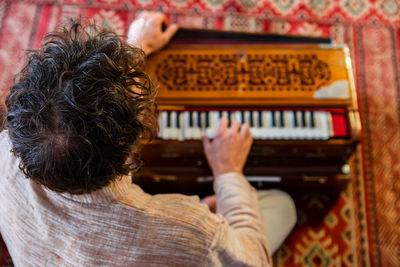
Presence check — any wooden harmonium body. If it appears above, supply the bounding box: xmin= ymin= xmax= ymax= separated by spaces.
xmin=133 ymin=29 xmax=361 ymax=197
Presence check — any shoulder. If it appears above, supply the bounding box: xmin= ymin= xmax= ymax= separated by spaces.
xmin=0 ymin=130 xmax=11 ymax=148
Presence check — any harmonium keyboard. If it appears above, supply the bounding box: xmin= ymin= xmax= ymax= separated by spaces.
xmin=133 ymin=28 xmax=362 ymax=197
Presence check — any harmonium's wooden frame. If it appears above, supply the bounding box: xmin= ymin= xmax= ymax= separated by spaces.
xmin=133 ymin=28 xmax=362 ymax=197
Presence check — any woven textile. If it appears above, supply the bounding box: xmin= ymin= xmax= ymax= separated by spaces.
xmin=0 ymin=0 xmax=399 ymax=266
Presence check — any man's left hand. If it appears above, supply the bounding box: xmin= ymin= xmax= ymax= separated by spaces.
xmin=127 ymin=11 xmax=178 ymax=55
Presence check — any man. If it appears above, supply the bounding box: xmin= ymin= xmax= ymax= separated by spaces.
xmin=0 ymin=12 xmax=296 ymax=266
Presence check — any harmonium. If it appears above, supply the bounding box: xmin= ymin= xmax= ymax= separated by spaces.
xmin=133 ymin=28 xmax=362 ymax=197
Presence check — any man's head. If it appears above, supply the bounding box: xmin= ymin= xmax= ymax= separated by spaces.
xmin=5 ymin=20 xmax=156 ymax=194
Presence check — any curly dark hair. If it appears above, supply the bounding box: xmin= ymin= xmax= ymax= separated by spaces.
xmin=4 ymin=19 xmax=156 ymax=194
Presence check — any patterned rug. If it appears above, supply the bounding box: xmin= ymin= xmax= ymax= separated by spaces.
xmin=1 ymin=0 xmax=399 ymax=266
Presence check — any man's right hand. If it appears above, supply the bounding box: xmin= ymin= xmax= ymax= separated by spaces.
xmin=202 ymin=117 xmax=253 ymax=178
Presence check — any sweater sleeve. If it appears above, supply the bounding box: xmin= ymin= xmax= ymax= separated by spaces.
xmin=207 ymin=172 xmax=272 ymax=267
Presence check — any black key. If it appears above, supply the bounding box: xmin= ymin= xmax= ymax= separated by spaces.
xmin=205 ymin=112 xmax=209 ymax=128
xmin=241 ymin=112 xmax=244 ymax=124
xmin=310 ymin=112 xmax=315 ymax=128
xmin=227 ymin=111 xmax=231 ymax=127
xmin=176 ymin=112 xmax=180 ymax=128
xmin=200 ymin=112 xmax=206 ymax=129
xmin=279 ymin=111 xmax=284 ymax=127
xmin=197 ymin=112 xmax=201 ymax=127
xmin=293 ymin=111 xmax=298 ymax=127
xmin=249 ymin=111 xmax=254 ymax=126
xmin=271 ymin=111 xmax=276 ymax=127
xmin=218 ymin=111 xmax=222 ymax=119
xmin=258 ymin=111 xmax=263 ymax=127
xmin=301 ymin=112 xmax=306 ymax=127
xmin=189 ymin=112 xmax=193 ymax=127
xmin=167 ymin=112 xmax=171 ymax=127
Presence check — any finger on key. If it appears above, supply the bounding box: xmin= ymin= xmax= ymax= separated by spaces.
xmin=229 ymin=121 xmax=241 ymax=135
xmin=216 ymin=117 xmax=228 ymax=137
xmin=240 ymin=123 xmax=251 ymax=138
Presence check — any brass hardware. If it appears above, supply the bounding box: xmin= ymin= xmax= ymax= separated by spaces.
xmin=341 ymin=164 xmax=350 ymax=174
xmin=302 ymin=176 xmax=328 ymax=184
xmin=152 ymin=174 xmax=177 ymax=182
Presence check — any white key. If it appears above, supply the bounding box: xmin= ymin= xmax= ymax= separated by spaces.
xmin=244 ymin=111 xmax=251 ymax=125
xmin=164 ymin=111 xmax=179 ymax=139
xmin=175 ymin=111 xmax=186 ymax=140
xmin=158 ymin=112 xmax=167 ymax=139
xmin=270 ymin=111 xmax=282 ymax=139
xmin=253 ymin=111 xmax=260 ymax=127
xmin=222 ymin=111 xmax=229 ymax=120
xmin=327 ymin=112 xmax=334 ymax=138
xmin=295 ymin=111 xmax=305 ymax=139
xmin=250 ymin=111 xmax=262 ymax=139
xmin=290 ymin=111 xmax=303 ymax=139
xmin=313 ymin=111 xmax=322 ymax=139
xmin=268 ymin=111 xmax=280 ymax=139
xmin=200 ymin=112 xmax=207 ymax=136
xmin=206 ymin=111 xmax=219 ymax=138
xmin=220 ymin=111 xmax=230 ymax=129
xmin=260 ymin=111 xmax=272 ymax=139
xmin=182 ymin=111 xmax=190 ymax=140
xmin=304 ymin=111 xmax=313 ymax=139
xmin=161 ymin=111 xmax=171 ymax=139
xmin=185 ymin=112 xmax=194 ymax=140
xmin=315 ymin=111 xmax=331 ymax=140
xmin=167 ymin=111 xmax=175 ymax=139
xmin=188 ymin=111 xmax=201 ymax=140
xmin=178 ymin=112 xmax=186 ymax=141
xmin=282 ymin=111 xmax=294 ymax=139
xmin=275 ymin=111 xmax=282 ymax=127
xmin=234 ymin=111 xmax=242 ymax=123
xmin=229 ymin=112 xmax=235 ymax=125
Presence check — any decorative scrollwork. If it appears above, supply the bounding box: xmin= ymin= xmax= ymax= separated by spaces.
xmin=155 ymin=53 xmax=331 ymax=92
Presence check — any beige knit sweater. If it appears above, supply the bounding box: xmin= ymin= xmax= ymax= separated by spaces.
xmin=0 ymin=130 xmax=271 ymax=266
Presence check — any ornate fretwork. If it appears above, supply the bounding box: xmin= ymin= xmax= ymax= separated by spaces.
xmin=155 ymin=53 xmax=331 ymax=92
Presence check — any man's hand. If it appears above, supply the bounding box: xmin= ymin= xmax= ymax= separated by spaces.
xmin=202 ymin=117 xmax=253 ymax=178
xmin=201 ymin=195 xmax=216 ymax=213
xmin=127 ymin=11 xmax=178 ymax=55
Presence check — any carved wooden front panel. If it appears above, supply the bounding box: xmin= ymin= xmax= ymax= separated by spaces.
xmin=146 ymin=45 xmax=354 ymax=103
xmin=155 ymin=53 xmax=331 ymax=92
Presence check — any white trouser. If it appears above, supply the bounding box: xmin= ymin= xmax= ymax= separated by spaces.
xmin=257 ymin=190 xmax=297 ymax=254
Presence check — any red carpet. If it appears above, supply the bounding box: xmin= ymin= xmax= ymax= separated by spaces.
xmin=1 ymin=0 xmax=399 ymax=266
